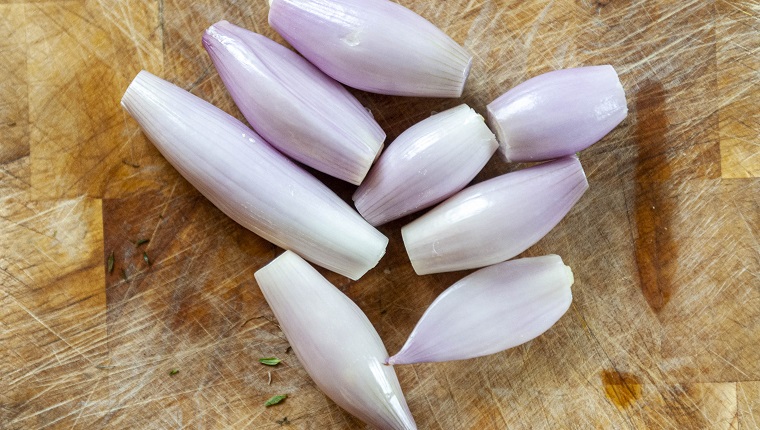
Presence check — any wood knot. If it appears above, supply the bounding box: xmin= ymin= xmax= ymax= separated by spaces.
xmin=601 ymin=370 xmax=642 ymax=409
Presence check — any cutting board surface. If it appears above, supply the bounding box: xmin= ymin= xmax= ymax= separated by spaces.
xmin=1 ymin=0 xmax=758 ymax=428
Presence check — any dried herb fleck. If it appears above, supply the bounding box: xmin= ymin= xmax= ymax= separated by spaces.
xmin=276 ymin=416 xmax=290 ymax=425
xmin=259 ymin=357 xmax=282 ymax=366
xmin=265 ymin=394 xmax=287 ymax=407
xmin=121 ymin=269 xmax=129 ymax=282
xmin=169 ymin=368 xmax=179 ymax=376
xmin=107 ymin=251 xmax=115 ymax=274
xmin=143 ymin=251 xmax=151 ymax=266
xmin=135 ymin=238 xmax=150 ymax=246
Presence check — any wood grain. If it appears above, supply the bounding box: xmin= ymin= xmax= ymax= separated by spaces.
xmin=738 ymin=381 xmax=760 ymax=428
xmin=718 ymin=0 xmax=760 ymax=178
xmin=1 ymin=0 xmax=758 ymax=428
xmin=0 ymin=4 xmax=28 ymax=166
xmin=26 ymin=0 xmax=170 ymax=200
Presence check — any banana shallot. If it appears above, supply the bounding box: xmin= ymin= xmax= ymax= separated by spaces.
xmin=255 ymin=251 xmax=416 ymax=430
xmin=402 ymin=156 xmax=588 ymax=275
xmin=121 ymin=71 xmax=387 ymax=280
xmin=268 ymin=0 xmax=472 ymax=97
xmin=487 ymin=65 xmax=627 ymax=162
xmin=388 ymin=255 xmax=574 ymax=365
xmin=203 ymin=21 xmax=385 ymax=185
xmin=353 ymin=104 xmax=497 ymax=226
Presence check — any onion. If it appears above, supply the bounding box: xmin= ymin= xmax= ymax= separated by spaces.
xmin=402 ymin=156 xmax=588 ymax=275
xmin=121 ymin=71 xmax=387 ymax=280
xmin=203 ymin=21 xmax=385 ymax=185
xmin=255 ymin=251 xmax=417 ymax=430
xmin=353 ymin=104 xmax=498 ymax=226
xmin=268 ymin=0 xmax=472 ymax=97
xmin=389 ymin=255 xmax=574 ymax=364
xmin=486 ymin=65 xmax=628 ymax=162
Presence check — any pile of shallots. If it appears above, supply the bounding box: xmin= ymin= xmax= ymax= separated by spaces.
xmin=121 ymin=0 xmax=627 ymax=428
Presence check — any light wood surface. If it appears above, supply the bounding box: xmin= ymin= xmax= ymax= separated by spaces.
xmin=1 ymin=0 xmax=758 ymax=428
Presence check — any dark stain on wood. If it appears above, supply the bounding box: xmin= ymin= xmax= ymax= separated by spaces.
xmin=633 ymin=81 xmax=677 ymax=313
xmin=601 ymin=370 xmax=642 ymax=409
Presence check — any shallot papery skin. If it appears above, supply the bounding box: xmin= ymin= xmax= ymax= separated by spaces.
xmin=203 ymin=21 xmax=385 ymax=185
xmin=121 ymin=71 xmax=387 ymax=280
xmin=388 ymin=255 xmax=574 ymax=364
xmin=268 ymin=0 xmax=472 ymax=97
xmin=255 ymin=251 xmax=417 ymax=430
xmin=353 ymin=104 xmax=497 ymax=226
xmin=486 ymin=65 xmax=628 ymax=162
xmin=402 ymin=156 xmax=588 ymax=275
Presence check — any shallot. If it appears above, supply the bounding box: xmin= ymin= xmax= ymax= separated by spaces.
xmin=388 ymin=255 xmax=574 ymax=364
xmin=255 ymin=251 xmax=416 ymax=430
xmin=121 ymin=71 xmax=387 ymax=280
xmin=402 ymin=156 xmax=588 ymax=275
xmin=353 ymin=104 xmax=497 ymax=226
xmin=203 ymin=21 xmax=385 ymax=185
xmin=487 ymin=65 xmax=627 ymax=162
xmin=268 ymin=0 xmax=472 ymax=97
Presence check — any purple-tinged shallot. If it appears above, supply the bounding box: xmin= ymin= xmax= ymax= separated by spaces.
xmin=354 ymin=104 xmax=497 ymax=226
xmin=268 ymin=0 xmax=472 ymax=97
xmin=402 ymin=156 xmax=588 ymax=275
xmin=487 ymin=65 xmax=627 ymax=162
xmin=121 ymin=71 xmax=387 ymax=280
xmin=203 ymin=21 xmax=385 ymax=185
xmin=255 ymin=251 xmax=416 ymax=430
xmin=388 ymin=255 xmax=573 ymax=364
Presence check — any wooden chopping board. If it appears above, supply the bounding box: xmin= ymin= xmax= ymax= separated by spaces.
xmin=1 ymin=0 xmax=758 ymax=428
